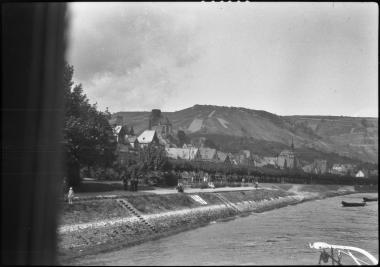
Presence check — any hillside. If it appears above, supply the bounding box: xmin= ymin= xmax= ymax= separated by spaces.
xmin=112 ymin=105 xmax=378 ymax=164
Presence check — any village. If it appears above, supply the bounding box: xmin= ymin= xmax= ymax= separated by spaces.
xmin=109 ymin=109 xmax=377 ymax=189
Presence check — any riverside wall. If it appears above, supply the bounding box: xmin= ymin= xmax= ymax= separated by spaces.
xmin=58 ymin=186 xmax=356 ymax=263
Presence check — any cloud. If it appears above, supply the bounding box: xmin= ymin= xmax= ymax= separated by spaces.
xmin=67 ymin=3 xmax=378 ymax=117
xmin=67 ymin=3 xmax=201 ymax=112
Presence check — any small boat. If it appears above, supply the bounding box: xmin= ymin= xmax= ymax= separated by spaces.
xmin=363 ymin=197 xmax=378 ymax=202
xmin=341 ymin=201 xmax=366 ymax=207
xmin=309 ymin=242 xmax=378 ymax=265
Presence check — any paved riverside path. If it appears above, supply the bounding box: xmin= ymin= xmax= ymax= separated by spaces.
xmin=66 ymin=184 xmax=279 ymax=200
xmin=140 ymin=186 xmax=274 ymax=195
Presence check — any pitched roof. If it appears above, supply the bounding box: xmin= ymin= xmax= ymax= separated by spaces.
xmin=355 ymin=170 xmax=365 ymax=177
xmin=199 ymin=148 xmax=217 ymax=160
xmin=137 ymin=130 xmax=157 ymax=144
xmin=114 ymin=125 xmax=122 ymax=135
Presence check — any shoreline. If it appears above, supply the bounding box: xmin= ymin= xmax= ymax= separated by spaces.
xmin=58 ymin=185 xmax=367 ymax=265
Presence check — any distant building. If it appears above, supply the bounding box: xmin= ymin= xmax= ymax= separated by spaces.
xmin=234 ymin=150 xmax=252 ymax=165
xmin=277 ymin=150 xmax=297 ymax=169
xmin=183 ymin=144 xmax=195 ymax=148
xmin=113 ymin=124 xmax=136 ymax=145
xmin=314 ymin=159 xmax=328 ymax=174
xmin=198 ymin=147 xmax=218 ymax=162
xmin=126 ymin=136 xmax=139 ymax=149
xmin=148 ymin=109 xmax=172 ymax=138
xmin=229 ymin=153 xmax=239 ymax=165
xmin=216 ymin=151 xmax=228 ymax=163
xmin=165 ymin=147 xmax=200 ymax=160
xmin=277 ymin=138 xmax=298 ymax=169
xmin=137 ymin=130 xmax=160 ymax=148
xmin=262 ymin=156 xmax=278 ymax=167
xmin=330 ymin=164 xmax=346 ymax=176
xmin=302 ymin=163 xmax=314 ymax=174
xmin=355 ymin=170 xmax=368 ymax=178
xmin=113 ymin=125 xmax=122 ymax=143
xmin=251 ymin=154 xmax=266 ymax=167
xmin=330 ymin=163 xmax=356 ymax=176
xmin=302 ymin=159 xmax=328 ymax=174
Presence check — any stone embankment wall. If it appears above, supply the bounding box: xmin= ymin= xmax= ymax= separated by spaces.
xmin=58 ymin=187 xmax=353 ymax=263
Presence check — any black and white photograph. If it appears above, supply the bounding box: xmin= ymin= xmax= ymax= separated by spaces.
xmin=2 ymin=2 xmax=378 ymax=265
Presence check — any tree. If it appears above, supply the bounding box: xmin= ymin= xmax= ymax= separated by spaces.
xmin=138 ymin=144 xmax=170 ymax=172
xmin=177 ymin=130 xmax=189 ymax=147
xmin=204 ymin=138 xmax=219 ymax=149
xmin=118 ymin=125 xmax=129 ymax=144
xmin=63 ymin=63 xmax=117 ymax=187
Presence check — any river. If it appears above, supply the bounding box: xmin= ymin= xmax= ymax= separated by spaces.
xmin=73 ymin=193 xmax=378 ymax=265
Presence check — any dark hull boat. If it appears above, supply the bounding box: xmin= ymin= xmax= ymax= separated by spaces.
xmin=363 ymin=197 xmax=378 ymax=202
xmin=341 ymin=201 xmax=366 ymax=207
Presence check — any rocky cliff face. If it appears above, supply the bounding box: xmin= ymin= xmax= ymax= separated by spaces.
xmin=113 ymin=105 xmax=378 ymax=164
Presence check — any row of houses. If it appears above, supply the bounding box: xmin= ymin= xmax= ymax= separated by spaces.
xmin=114 ymin=124 xmax=303 ymax=170
xmin=329 ymin=163 xmax=377 ymax=178
xmin=165 ymin=146 xmax=234 ymax=163
xmin=112 ymin=113 xmax=376 ymax=178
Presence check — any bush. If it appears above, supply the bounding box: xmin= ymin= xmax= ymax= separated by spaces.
xmin=162 ymin=172 xmax=179 ymax=187
xmin=190 ymin=182 xmax=208 ymax=189
xmin=214 ymin=182 xmax=227 ymax=188
xmin=103 ymin=168 xmax=121 ymax=180
xmin=199 ymin=182 xmax=209 ymax=189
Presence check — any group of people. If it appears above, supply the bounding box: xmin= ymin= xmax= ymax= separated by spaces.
xmin=176 ymin=182 xmax=184 ymax=193
xmin=121 ymin=168 xmax=140 ymax=191
xmin=124 ymin=178 xmax=139 ymax=191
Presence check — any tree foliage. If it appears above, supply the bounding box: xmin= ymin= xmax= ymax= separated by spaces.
xmin=138 ymin=145 xmax=171 ymax=173
xmin=63 ymin=63 xmax=117 ymax=187
xmin=177 ymin=130 xmax=189 ymax=147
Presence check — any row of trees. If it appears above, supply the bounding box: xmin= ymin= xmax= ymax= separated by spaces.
xmin=167 ymin=159 xmax=378 ymax=185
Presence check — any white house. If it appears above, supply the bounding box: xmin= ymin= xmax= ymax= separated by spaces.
xmin=355 ymin=170 xmax=366 ymax=178
xmin=137 ymin=130 xmax=160 ymax=148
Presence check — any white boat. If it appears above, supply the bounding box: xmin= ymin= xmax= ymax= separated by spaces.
xmin=309 ymin=242 xmax=378 ymax=265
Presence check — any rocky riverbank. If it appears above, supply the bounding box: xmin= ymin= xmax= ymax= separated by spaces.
xmin=58 ymin=184 xmax=360 ymax=264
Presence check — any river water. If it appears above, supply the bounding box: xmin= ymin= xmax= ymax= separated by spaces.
xmin=74 ymin=193 xmax=378 ymax=265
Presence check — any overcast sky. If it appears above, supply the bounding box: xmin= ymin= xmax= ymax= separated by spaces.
xmin=67 ymin=2 xmax=378 ymax=117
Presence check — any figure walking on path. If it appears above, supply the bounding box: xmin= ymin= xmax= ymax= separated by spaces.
xmin=68 ymin=187 xmax=74 ymax=205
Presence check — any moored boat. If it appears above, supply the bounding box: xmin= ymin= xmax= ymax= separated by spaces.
xmin=341 ymin=201 xmax=366 ymax=207
xmin=363 ymin=197 xmax=378 ymax=202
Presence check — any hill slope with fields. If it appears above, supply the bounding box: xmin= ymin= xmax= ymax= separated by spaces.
xmin=112 ymin=105 xmax=378 ymax=164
